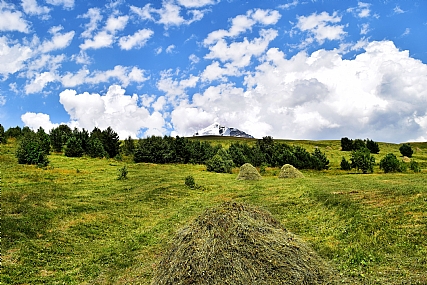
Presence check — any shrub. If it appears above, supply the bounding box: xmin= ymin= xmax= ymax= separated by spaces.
xmin=185 ymin=175 xmax=196 ymax=188
xmin=36 ymin=127 xmax=51 ymax=155
xmin=366 ymin=139 xmax=380 ymax=154
xmin=341 ymin=137 xmax=353 ymax=151
xmin=292 ymin=145 xmax=312 ymax=169
xmin=340 ymin=157 xmax=351 ymax=170
xmin=49 ymin=124 xmax=72 ymax=152
xmin=311 ymin=148 xmax=329 ymax=170
xmin=399 ymin=143 xmax=413 ymax=158
xmin=206 ymin=154 xmax=233 ymax=173
xmin=102 ymin=127 xmax=121 ymax=158
xmin=117 ymin=165 xmax=128 ymax=180
xmin=87 ymin=137 xmax=106 ymax=158
xmin=5 ymin=126 xmax=23 ymax=139
xmin=0 ymin=124 xmax=6 ymax=143
xmin=379 ymin=153 xmax=403 ymax=173
xmin=352 ymin=139 xmax=366 ymax=151
xmin=122 ymin=136 xmax=135 ymax=156
xmin=350 ymin=148 xmax=375 ymax=174
xmin=409 ymin=160 xmax=421 ymax=173
xmin=64 ymin=136 xmax=84 ymax=157
xmin=16 ymin=133 xmax=49 ymax=166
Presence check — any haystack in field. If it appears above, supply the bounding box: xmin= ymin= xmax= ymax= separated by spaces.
xmin=236 ymin=163 xmax=262 ymax=180
xmin=402 ymin=156 xmax=411 ymax=163
xmin=152 ymin=202 xmax=334 ymax=285
xmin=278 ymin=164 xmax=304 ymax=178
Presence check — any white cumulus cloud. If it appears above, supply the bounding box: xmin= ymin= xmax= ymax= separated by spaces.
xmin=0 ymin=2 xmax=30 ymax=33
xmin=119 ymin=29 xmax=154 ymax=50
xmin=21 ymin=112 xmax=59 ymax=131
xmin=58 ymin=85 xmax=166 ymax=138
xmin=171 ymin=41 xmax=427 ymax=142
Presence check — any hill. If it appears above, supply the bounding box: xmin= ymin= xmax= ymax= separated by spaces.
xmin=1 ymin=138 xmax=427 ymax=284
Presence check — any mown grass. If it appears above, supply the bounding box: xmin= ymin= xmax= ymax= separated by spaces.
xmin=2 ymin=139 xmax=427 ymax=284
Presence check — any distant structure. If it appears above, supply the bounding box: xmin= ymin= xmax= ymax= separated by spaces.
xmin=193 ymin=123 xmax=254 ymax=138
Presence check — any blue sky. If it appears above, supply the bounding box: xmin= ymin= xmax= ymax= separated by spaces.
xmin=1 ymin=0 xmax=427 ymax=142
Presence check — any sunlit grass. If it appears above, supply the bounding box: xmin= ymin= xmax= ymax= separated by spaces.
xmin=2 ymin=138 xmax=427 ymax=284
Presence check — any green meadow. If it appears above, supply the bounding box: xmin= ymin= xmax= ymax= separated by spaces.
xmin=2 ymin=138 xmax=427 ymax=284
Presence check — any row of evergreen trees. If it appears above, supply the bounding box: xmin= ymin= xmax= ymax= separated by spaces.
xmin=2 ymin=123 xmax=329 ymax=172
xmin=341 ymin=137 xmax=380 ymax=154
xmin=132 ymin=135 xmax=329 ymax=171
xmin=2 ymin=124 xmax=120 ymax=166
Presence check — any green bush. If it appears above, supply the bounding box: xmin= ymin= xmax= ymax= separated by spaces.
xmin=366 ymin=139 xmax=380 ymax=154
xmin=311 ymin=148 xmax=329 ymax=170
xmin=350 ymin=148 xmax=375 ymax=174
xmin=64 ymin=136 xmax=84 ymax=157
xmin=16 ymin=133 xmax=49 ymax=166
xmin=87 ymin=137 xmax=106 ymax=158
xmin=206 ymin=148 xmax=234 ymax=173
xmin=122 ymin=136 xmax=135 ymax=156
xmin=0 ymin=124 xmax=6 ymax=144
xmin=117 ymin=165 xmax=128 ymax=180
xmin=185 ymin=175 xmax=196 ymax=188
xmin=410 ymin=160 xmax=421 ymax=173
xmin=399 ymin=143 xmax=413 ymax=158
xmin=341 ymin=137 xmax=353 ymax=151
xmin=379 ymin=153 xmax=403 ymax=173
xmin=340 ymin=157 xmax=351 ymax=171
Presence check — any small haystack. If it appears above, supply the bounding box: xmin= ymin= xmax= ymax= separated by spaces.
xmin=402 ymin=156 xmax=411 ymax=163
xmin=278 ymin=164 xmax=304 ymax=179
xmin=152 ymin=202 xmax=334 ymax=285
xmin=236 ymin=163 xmax=262 ymax=180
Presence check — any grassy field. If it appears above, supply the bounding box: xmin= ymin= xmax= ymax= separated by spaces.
xmin=2 ymin=138 xmax=427 ymax=284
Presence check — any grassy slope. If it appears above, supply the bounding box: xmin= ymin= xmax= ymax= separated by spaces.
xmin=2 ymin=138 xmax=427 ymax=284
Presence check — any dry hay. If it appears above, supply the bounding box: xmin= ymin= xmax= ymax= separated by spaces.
xmin=236 ymin=163 xmax=262 ymax=180
xmin=152 ymin=202 xmax=334 ymax=285
xmin=402 ymin=156 xmax=411 ymax=163
xmin=278 ymin=164 xmax=304 ymax=179
xmin=326 ymin=146 xmax=333 ymax=150
xmin=416 ymin=147 xmax=422 ymax=152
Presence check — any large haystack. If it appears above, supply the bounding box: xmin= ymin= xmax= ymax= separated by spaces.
xmin=278 ymin=164 xmax=304 ymax=178
xmin=152 ymin=202 xmax=334 ymax=285
xmin=236 ymin=163 xmax=262 ymax=180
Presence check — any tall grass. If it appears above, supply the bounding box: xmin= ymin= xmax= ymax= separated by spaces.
xmin=2 ymin=139 xmax=427 ymax=284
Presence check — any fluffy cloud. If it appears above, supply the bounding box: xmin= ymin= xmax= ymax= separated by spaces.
xmin=57 ymin=85 xmax=166 ymax=138
xmin=177 ymin=0 xmax=217 ymax=8
xmin=204 ymin=9 xmax=281 ymax=45
xmin=0 ymin=2 xmax=30 ymax=33
xmin=131 ymin=1 xmax=207 ymax=29
xmin=61 ymin=65 xmax=148 ymax=88
xmin=45 ymin=0 xmax=74 ymax=9
xmin=21 ymin=112 xmax=59 ymax=131
xmin=347 ymin=2 xmax=371 ymax=18
xmin=119 ymin=29 xmax=154 ymax=50
xmin=39 ymin=26 xmax=75 ymax=53
xmin=25 ymin=71 xmax=57 ymax=94
xmin=295 ymin=11 xmax=346 ymax=45
xmin=0 ymin=36 xmax=32 ymax=76
xmin=80 ymin=15 xmax=128 ymax=50
xmin=172 ymin=41 xmax=427 ymax=142
xmin=21 ymin=0 xmax=50 ymax=17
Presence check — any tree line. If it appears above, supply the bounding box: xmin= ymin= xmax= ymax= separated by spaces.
xmin=1 ymin=124 xmax=329 ymax=172
xmin=132 ymin=135 xmax=329 ymax=172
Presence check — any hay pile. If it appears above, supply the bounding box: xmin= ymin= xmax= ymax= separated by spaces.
xmin=236 ymin=163 xmax=262 ymax=180
xmin=402 ymin=156 xmax=411 ymax=163
xmin=152 ymin=202 xmax=334 ymax=285
xmin=278 ymin=164 xmax=304 ymax=179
